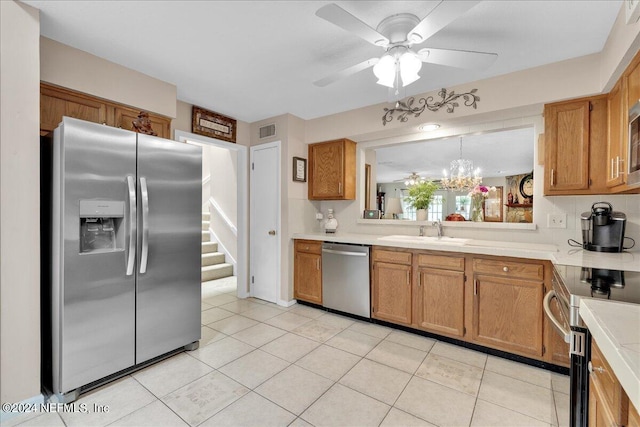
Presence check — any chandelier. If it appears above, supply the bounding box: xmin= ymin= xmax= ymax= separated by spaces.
xmin=373 ymin=45 xmax=422 ymax=95
xmin=440 ymin=137 xmax=482 ymax=192
xmin=404 ymin=172 xmax=425 ymax=186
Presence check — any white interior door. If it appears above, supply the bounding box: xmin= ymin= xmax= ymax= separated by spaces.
xmin=250 ymin=142 xmax=280 ymax=303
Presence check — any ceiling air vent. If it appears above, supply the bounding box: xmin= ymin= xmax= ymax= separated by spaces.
xmin=259 ymin=123 xmax=276 ymax=139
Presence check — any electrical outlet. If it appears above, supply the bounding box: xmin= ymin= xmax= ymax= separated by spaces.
xmin=547 ymin=213 xmax=567 ymax=229
xmin=315 ymin=212 xmax=323 ymax=220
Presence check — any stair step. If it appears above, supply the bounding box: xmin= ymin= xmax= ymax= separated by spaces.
xmin=201 ymin=241 xmax=218 ymax=254
xmin=201 ymin=263 xmax=233 ymax=282
xmin=202 ymin=252 xmax=225 ymax=266
xmin=202 ymin=212 xmax=210 ymax=221
xmin=201 ymin=230 xmax=210 ymax=242
xmin=202 ymin=221 xmax=210 ymax=231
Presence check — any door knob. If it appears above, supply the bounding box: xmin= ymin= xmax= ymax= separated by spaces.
xmin=268 ymin=230 xmax=276 ymax=235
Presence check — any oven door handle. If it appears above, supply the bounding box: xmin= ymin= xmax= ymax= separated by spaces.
xmin=543 ymin=290 xmax=571 ymax=343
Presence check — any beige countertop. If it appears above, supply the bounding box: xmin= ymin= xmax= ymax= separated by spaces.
xmin=580 ymin=299 xmax=640 ymax=413
xmin=292 ymin=232 xmax=640 ymax=271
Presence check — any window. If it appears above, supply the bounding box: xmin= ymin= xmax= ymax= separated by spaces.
xmin=427 ymin=195 xmax=444 ymax=221
xmin=455 ymin=196 xmax=471 ymax=220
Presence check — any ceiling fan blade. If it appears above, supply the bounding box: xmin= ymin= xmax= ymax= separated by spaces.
xmin=313 ymin=57 xmax=379 ymax=87
xmin=408 ymin=0 xmax=481 ymax=44
xmin=316 ymin=3 xmax=389 ymax=47
xmin=418 ymin=47 xmax=497 ymax=69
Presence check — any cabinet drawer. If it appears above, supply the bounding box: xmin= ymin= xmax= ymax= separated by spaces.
xmin=417 ymin=253 xmax=464 ymax=271
xmin=591 ymin=339 xmax=625 ymax=420
xmin=295 ymin=240 xmax=322 ymax=255
xmin=473 ymin=258 xmax=544 ymax=281
xmin=373 ymin=248 xmax=412 ymax=265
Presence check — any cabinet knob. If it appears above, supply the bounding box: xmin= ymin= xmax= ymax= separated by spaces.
xmin=268 ymin=230 xmax=276 ymax=235
xmin=503 ymin=267 xmax=509 ymax=272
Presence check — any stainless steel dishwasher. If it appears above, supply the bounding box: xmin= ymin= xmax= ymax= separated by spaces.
xmin=321 ymin=242 xmax=371 ymax=318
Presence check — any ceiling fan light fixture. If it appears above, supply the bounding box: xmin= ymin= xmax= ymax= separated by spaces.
xmin=373 ymin=54 xmax=396 ymax=87
xmin=399 ymin=50 xmax=422 ymax=86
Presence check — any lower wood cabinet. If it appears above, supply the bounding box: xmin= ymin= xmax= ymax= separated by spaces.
xmin=589 ymin=338 xmax=632 ymax=427
xmin=471 ymin=274 xmax=544 ymax=357
xmin=371 ymin=248 xmax=412 ymax=325
xmin=293 ymin=240 xmax=322 ymax=304
xmin=368 ymin=248 xmax=554 ymax=364
xmin=545 ymin=294 xmax=571 ymax=367
xmin=414 ymin=253 xmax=465 ymax=338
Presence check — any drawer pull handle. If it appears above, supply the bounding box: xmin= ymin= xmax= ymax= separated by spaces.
xmin=503 ymin=267 xmax=509 ymax=272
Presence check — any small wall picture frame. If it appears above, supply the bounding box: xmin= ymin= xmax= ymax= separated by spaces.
xmin=293 ymin=157 xmax=306 ymax=182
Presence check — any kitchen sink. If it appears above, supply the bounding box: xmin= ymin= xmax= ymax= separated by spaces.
xmin=377 ymin=235 xmax=470 ymax=245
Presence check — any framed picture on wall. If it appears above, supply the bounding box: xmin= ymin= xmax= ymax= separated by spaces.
xmin=484 ymin=186 xmax=503 ymax=222
xmin=293 ymin=157 xmax=306 ymax=182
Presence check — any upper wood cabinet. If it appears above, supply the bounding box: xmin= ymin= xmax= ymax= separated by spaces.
xmin=293 ymin=240 xmax=322 ymax=305
xmin=308 ymin=138 xmax=356 ymax=200
xmin=543 ymin=96 xmax=608 ymax=195
xmin=607 ymin=79 xmax=626 ymax=188
xmin=414 ymin=253 xmax=465 ymax=338
xmin=40 ymin=83 xmax=172 ymax=139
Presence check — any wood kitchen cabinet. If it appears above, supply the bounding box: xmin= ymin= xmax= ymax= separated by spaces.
xmin=308 ymin=138 xmax=356 ymax=200
xmin=607 ymin=79 xmax=626 ymax=188
xmin=543 ymin=95 xmax=608 ymax=195
xmin=40 ymin=82 xmax=172 ymax=139
xmin=588 ymin=338 xmax=630 ymax=427
xmin=471 ymin=257 xmax=545 ymax=358
xmin=414 ymin=252 xmax=465 ymax=338
xmin=293 ymin=240 xmax=322 ymax=304
xmin=371 ymin=248 xmax=412 ymax=325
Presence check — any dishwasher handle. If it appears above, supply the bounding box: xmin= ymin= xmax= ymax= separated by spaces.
xmin=322 ymin=248 xmax=368 ymax=257
xmin=543 ymin=290 xmax=571 ymax=343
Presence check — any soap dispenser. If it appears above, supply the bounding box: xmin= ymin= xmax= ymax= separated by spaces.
xmin=325 ymin=209 xmax=338 ymax=234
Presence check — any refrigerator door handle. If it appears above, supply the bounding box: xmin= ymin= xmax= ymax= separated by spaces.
xmin=140 ymin=177 xmax=149 ymax=274
xmin=126 ymin=175 xmax=136 ymax=276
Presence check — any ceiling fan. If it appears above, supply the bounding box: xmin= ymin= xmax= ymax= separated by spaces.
xmin=313 ymin=1 xmax=498 ymax=91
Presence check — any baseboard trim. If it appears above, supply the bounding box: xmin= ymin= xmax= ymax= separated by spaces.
xmin=0 ymin=393 xmax=45 ymax=423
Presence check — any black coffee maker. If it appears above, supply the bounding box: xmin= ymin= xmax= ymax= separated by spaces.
xmin=580 ymin=202 xmax=627 ymax=252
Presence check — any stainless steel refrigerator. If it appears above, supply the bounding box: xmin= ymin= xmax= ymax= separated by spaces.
xmin=41 ymin=117 xmax=202 ymax=402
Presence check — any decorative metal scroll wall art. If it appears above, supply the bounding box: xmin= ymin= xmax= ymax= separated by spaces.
xmin=382 ymin=88 xmax=480 ymax=126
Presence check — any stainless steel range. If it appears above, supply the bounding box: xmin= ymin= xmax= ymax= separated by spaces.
xmin=545 ymin=264 xmax=640 ymax=427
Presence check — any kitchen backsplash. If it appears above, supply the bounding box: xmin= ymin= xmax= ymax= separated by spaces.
xmin=296 ymin=194 xmax=640 ymax=253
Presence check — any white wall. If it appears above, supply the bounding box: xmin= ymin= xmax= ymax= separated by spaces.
xmin=0 ymin=0 xmax=41 ymax=405
xmin=40 ymin=37 xmax=177 ymax=118
xmin=207 ymin=145 xmax=238 ymax=264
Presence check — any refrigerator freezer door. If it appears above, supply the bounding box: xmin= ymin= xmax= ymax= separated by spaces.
xmin=135 ymin=134 xmax=202 ymax=363
xmin=55 ymin=118 xmax=137 ymax=393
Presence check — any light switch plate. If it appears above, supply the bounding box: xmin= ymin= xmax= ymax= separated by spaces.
xmin=315 ymin=212 xmax=323 ymax=220
xmin=547 ymin=213 xmax=567 ymax=228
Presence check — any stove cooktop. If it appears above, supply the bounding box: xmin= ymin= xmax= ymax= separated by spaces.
xmin=555 ymin=264 xmax=640 ymax=306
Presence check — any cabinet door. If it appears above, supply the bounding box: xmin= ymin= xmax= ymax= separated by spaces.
xmin=114 ymin=106 xmax=172 ymax=139
xmin=607 ymin=79 xmax=625 ymax=187
xmin=544 ymin=100 xmax=590 ymax=192
xmin=415 ymin=267 xmax=465 ymax=337
xmin=294 ymin=251 xmax=322 ymax=304
xmin=372 ymin=262 xmax=412 ymax=325
xmin=589 ymin=376 xmax=619 ymax=427
xmin=41 ymin=84 xmax=107 ymax=135
xmin=472 ymin=274 xmax=544 ymax=357
xmin=627 ymin=52 xmax=640 ymax=107
xmin=309 ymin=140 xmax=345 ymax=199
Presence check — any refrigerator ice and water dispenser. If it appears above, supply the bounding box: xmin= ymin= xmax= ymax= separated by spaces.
xmin=79 ymin=200 xmax=124 ymax=253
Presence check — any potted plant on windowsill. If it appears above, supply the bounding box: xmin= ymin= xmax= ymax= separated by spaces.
xmin=405 ymin=180 xmax=439 ymax=221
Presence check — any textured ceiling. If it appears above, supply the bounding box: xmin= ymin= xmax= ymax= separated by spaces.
xmin=25 ymin=1 xmax=621 ymax=123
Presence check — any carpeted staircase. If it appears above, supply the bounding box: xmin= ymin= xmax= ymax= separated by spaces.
xmin=201 ymin=212 xmax=233 ymax=282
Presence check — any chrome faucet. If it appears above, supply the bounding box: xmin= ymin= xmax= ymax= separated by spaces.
xmin=419 ymin=225 xmax=426 ymax=236
xmin=433 ymin=220 xmax=443 ymax=238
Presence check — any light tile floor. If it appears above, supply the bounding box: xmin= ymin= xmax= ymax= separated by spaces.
xmin=8 ymin=276 xmax=570 ymax=427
